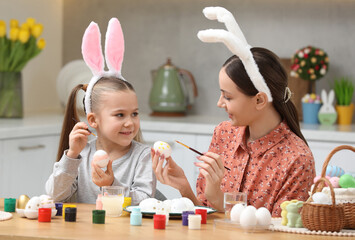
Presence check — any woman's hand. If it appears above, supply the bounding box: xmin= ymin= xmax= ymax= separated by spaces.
xmin=151 ymin=149 xmax=189 ymax=191
xmin=91 ymin=159 xmax=114 ymax=187
xmin=194 ymin=152 xmax=225 ymax=210
xmin=67 ymin=122 xmax=91 ymax=159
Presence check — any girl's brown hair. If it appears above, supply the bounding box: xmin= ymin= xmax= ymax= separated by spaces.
xmin=223 ymin=47 xmax=307 ymax=145
xmin=56 ymin=77 xmax=143 ymax=162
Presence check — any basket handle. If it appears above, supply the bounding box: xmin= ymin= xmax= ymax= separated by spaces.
xmin=308 ymin=177 xmax=336 ymax=206
xmin=321 ymin=145 xmax=355 ymax=177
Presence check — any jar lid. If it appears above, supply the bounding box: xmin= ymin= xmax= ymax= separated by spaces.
xmin=92 ymin=210 xmax=105 ymax=215
xmin=154 ymin=214 xmax=166 ymax=221
xmin=65 ymin=207 xmax=77 ymax=213
xmin=131 ymin=207 xmax=141 ymax=214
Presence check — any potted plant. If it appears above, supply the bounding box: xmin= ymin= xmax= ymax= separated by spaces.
xmin=333 ymin=77 xmax=354 ymax=125
xmin=291 ymin=46 xmax=329 ymax=124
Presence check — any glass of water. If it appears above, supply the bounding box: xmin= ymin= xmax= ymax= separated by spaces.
xmin=224 ymin=192 xmax=247 ymax=219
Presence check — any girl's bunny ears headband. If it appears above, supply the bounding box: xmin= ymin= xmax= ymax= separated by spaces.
xmin=82 ymin=18 xmax=125 ymax=114
xmin=197 ymin=7 xmax=273 ymax=102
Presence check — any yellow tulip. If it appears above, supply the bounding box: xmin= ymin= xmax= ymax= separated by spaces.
xmin=37 ymin=38 xmax=46 ymax=49
xmin=18 ymin=29 xmax=30 ymax=43
xmin=26 ymin=18 xmax=36 ymax=28
xmin=0 ymin=24 xmax=6 ymax=37
xmin=10 ymin=19 xmax=19 ymax=28
xmin=32 ymin=24 xmax=43 ymax=38
xmin=9 ymin=27 xmax=19 ymax=41
xmin=0 ymin=20 xmax=6 ymax=26
xmin=21 ymin=22 xmax=29 ymax=31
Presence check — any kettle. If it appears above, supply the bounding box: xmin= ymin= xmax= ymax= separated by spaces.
xmin=149 ymin=58 xmax=198 ymax=116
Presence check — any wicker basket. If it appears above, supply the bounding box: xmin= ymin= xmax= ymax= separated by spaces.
xmin=301 ymin=177 xmax=345 ymax=232
xmin=319 ymin=145 xmax=355 ymax=229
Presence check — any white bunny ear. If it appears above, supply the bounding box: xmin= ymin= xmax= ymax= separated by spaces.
xmin=197 ymin=6 xmax=272 ymax=102
xmin=321 ymin=89 xmax=328 ymax=104
xmin=328 ymin=89 xmax=335 ymax=104
xmin=105 ymin=18 xmax=125 ymax=79
xmin=81 ymin=22 xmax=105 ymax=76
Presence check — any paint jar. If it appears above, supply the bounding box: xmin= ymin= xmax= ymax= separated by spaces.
xmin=188 ymin=214 xmax=202 ymax=230
xmin=38 ymin=208 xmax=52 ymax=222
xmin=4 ymin=198 xmax=16 ymax=212
xmin=92 ymin=210 xmax=105 ymax=224
xmin=182 ymin=211 xmax=194 ymax=226
xmin=62 ymin=204 xmax=76 ymax=219
xmin=130 ymin=207 xmax=142 ymax=226
xmin=55 ymin=203 xmax=63 ymax=216
xmin=195 ymin=209 xmax=207 ymax=224
xmin=65 ymin=207 xmax=77 ymax=222
xmin=153 ymin=214 xmax=166 ymax=229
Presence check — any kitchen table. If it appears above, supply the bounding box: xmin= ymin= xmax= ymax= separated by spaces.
xmin=0 ymin=199 xmax=344 ymax=240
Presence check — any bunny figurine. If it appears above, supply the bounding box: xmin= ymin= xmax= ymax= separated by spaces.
xmin=318 ymin=89 xmax=337 ymax=125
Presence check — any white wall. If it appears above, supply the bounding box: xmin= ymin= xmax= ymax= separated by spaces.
xmin=62 ymin=0 xmax=355 ymax=117
xmin=0 ymin=0 xmax=63 ymax=115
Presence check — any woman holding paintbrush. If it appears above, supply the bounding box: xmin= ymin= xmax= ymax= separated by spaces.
xmin=151 ymin=7 xmax=315 ymax=217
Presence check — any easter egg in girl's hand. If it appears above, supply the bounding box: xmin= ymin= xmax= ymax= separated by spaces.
xmin=93 ymin=150 xmax=109 ymax=168
xmin=339 ymin=174 xmax=355 ymax=188
xmin=153 ymin=141 xmax=172 ymax=158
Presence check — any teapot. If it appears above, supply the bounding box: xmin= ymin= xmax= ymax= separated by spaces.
xmin=149 ymin=58 xmax=198 ymax=116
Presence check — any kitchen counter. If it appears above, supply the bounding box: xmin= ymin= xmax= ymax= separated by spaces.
xmin=1 ymin=112 xmax=355 ymax=143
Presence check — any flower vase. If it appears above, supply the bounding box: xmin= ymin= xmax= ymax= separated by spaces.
xmin=335 ymin=103 xmax=354 ymax=125
xmin=0 ymin=72 xmax=23 ymax=118
xmin=302 ymin=102 xmax=321 ymax=124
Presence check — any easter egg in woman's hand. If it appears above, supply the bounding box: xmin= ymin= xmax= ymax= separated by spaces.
xmin=153 ymin=141 xmax=172 ymax=158
xmin=93 ymin=150 xmax=109 ymax=168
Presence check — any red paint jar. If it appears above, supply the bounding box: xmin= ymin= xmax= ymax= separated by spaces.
xmin=153 ymin=214 xmax=166 ymax=229
xmin=38 ymin=208 xmax=52 ymax=222
xmin=195 ymin=209 xmax=207 ymax=224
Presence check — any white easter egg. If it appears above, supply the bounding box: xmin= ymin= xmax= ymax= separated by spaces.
xmin=181 ymin=197 xmax=195 ymax=211
xmin=230 ymin=203 xmax=245 ymax=222
xmin=39 ymin=195 xmax=55 ymax=209
xmin=139 ymin=198 xmax=159 ymax=212
xmin=93 ymin=150 xmax=109 ymax=168
xmin=153 ymin=141 xmax=172 ymax=158
xmin=240 ymin=207 xmax=257 ymax=227
xmin=171 ymin=198 xmax=187 ymax=213
xmin=244 ymin=205 xmax=257 ymax=213
xmin=312 ymin=192 xmax=331 ymax=205
xmin=25 ymin=196 xmax=41 ymax=210
xmin=255 ymin=207 xmax=271 ymax=226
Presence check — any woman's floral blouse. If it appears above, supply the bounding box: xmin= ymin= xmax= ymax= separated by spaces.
xmin=196 ymin=121 xmax=315 ymax=217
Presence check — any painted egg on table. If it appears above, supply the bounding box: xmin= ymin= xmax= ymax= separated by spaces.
xmin=93 ymin=150 xmax=109 ymax=168
xmin=255 ymin=207 xmax=272 ymax=226
xmin=25 ymin=196 xmax=41 ymax=210
xmin=230 ymin=203 xmax=245 ymax=222
xmin=339 ymin=174 xmax=355 ymax=188
xmin=17 ymin=194 xmax=30 ymax=209
xmin=153 ymin=141 xmax=172 ymax=158
xmin=240 ymin=207 xmax=257 ymax=227
xmin=326 ymin=165 xmax=345 ymax=177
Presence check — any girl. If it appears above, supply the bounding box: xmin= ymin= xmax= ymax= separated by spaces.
xmin=152 ymin=7 xmax=315 ymax=217
xmin=46 ymin=18 xmax=156 ymax=205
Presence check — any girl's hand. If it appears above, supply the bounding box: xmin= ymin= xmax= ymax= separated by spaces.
xmin=67 ymin=122 xmax=91 ymax=159
xmin=194 ymin=152 xmax=225 ymax=202
xmin=151 ymin=148 xmax=189 ymax=191
xmin=91 ymin=159 xmax=114 ymax=187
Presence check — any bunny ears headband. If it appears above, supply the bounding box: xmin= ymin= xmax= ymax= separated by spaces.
xmin=82 ymin=18 xmax=125 ymax=113
xmin=197 ymin=7 xmax=273 ymax=102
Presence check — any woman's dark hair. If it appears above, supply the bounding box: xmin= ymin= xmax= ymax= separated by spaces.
xmin=56 ymin=77 xmax=143 ymax=162
xmin=223 ymin=47 xmax=307 ymax=145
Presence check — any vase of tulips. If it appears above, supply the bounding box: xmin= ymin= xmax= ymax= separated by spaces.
xmin=0 ymin=18 xmax=46 ymax=118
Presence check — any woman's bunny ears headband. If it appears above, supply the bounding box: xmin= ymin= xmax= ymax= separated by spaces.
xmin=82 ymin=18 xmax=125 ymax=113
xmin=197 ymin=7 xmax=273 ymax=102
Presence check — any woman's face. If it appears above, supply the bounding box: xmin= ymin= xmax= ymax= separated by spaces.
xmin=217 ymin=67 xmax=258 ymax=126
xmin=94 ymin=90 xmax=140 ymax=147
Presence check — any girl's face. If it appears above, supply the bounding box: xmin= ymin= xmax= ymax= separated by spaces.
xmin=93 ymin=90 xmax=140 ymax=147
xmin=217 ymin=67 xmax=258 ymax=126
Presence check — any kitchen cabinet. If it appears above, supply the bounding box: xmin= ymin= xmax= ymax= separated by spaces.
xmin=0 ymin=135 xmax=59 ymax=198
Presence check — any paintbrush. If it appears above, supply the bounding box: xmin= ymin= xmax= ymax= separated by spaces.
xmin=72 ymin=118 xmax=96 ymax=137
xmin=175 ymin=140 xmax=230 ymax=171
